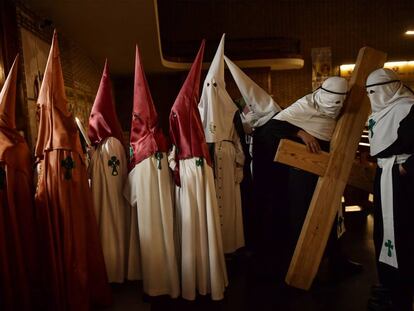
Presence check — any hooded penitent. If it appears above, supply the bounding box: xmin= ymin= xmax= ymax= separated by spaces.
xmin=0 ymin=55 xmax=38 ymax=311
xmin=224 ymin=55 xmax=281 ymax=128
xmin=130 ymin=47 xmax=168 ymax=168
xmin=35 ymin=31 xmax=112 ymax=310
xmin=169 ymin=40 xmax=228 ymax=301
xmin=170 ymin=41 xmax=211 ymax=176
xmin=198 ymin=34 xmax=238 ymax=143
xmin=88 ymin=60 xmax=124 ymax=147
xmin=123 ymin=45 xmax=179 ymax=297
xmin=274 ymin=76 xmax=348 ymax=141
xmin=366 ymin=68 xmax=414 ymax=270
xmin=87 ymin=60 xmax=133 ymax=283
xmin=198 ymin=36 xmax=245 ymax=254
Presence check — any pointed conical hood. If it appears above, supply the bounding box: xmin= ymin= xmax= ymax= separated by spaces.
xmin=207 ymin=34 xmax=225 ymax=84
xmin=0 ymin=55 xmax=19 ymax=129
xmin=198 ymin=34 xmax=238 ymax=143
xmin=130 ymin=45 xmax=168 ymax=167
xmin=35 ymin=30 xmax=83 ymax=158
xmin=224 ymin=55 xmax=281 ymax=128
xmin=88 ymin=60 xmax=124 ymax=146
xmin=169 ymin=40 xmax=211 ymax=165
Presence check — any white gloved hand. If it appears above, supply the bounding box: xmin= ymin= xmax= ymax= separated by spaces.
xmin=168 ymin=145 xmax=177 ymax=171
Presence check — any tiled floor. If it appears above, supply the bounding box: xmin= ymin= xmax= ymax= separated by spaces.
xmin=109 ymin=210 xmax=378 ymax=311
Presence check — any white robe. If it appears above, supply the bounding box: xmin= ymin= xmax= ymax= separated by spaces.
xmin=175 ymin=157 xmax=228 ymax=301
xmin=213 ymin=126 xmax=245 ymax=253
xmin=88 ymin=136 xmax=133 ymax=283
xmin=124 ymin=153 xmax=180 ymax=298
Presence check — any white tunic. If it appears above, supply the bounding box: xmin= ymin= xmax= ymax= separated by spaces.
xmin=213 ymin=126 xmax=245 ymax=253
xmin=124 ymin=153 xmax=180 ymax=298
xmin=88 ymin=136 xmax=132 ymax=283
xmin=175 ymin=157 xmax=228 ymax=301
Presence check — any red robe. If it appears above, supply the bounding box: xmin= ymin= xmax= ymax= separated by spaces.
xmin=35 ymin=31 xmax=111 ymax=310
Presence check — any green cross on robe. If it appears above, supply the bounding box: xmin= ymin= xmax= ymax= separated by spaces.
xmin=384 ymin=239 xmax=394 ymax=257
xmin=61 ymin=156 xmax=75 ymax=180
xmin=0 ymin=167 xmax=5 ymax=190
xmin=368 ymin=118 xmax=376 ymax=138
xmin=195 ymin=157 xmax=203 ymax=167
xmin=155 ymin=152 xmax=163 ymax=169
xmin=108 ymin=156 xmax=120 ymax=176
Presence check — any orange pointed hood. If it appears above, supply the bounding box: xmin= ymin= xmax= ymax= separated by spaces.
xmin=169 ymin=40 xmax=211 ymax=166
xmin=129 ymin=45 xmax=168 ymax=167
xmin=35 ymin=30 xmax=83 ymax=158
xmin=0 ymin=55 xmax=19 ymax=129
xmin=88 ymin=60 xmax=124 ymax=146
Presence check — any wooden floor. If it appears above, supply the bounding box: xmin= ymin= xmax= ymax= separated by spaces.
xmin=108 ymin=210 xmax=378 ymax=311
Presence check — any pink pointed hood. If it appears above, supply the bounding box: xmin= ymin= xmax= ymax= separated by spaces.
xmin=0 ymin=55 xmax=19 ymax=129
xmin=35 ymin=30 xmax=83 ymax=158
xmin=88 ymin=60 xmax=124 ymax=146
xmin=130 ymin=45 xmax=168 ymax=167
xmin=169 ymin=40 xmax=211 ymax=166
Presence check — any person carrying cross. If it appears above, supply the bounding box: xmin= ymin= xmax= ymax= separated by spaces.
xmin=365 ymin=68 xmax=414 ymax=311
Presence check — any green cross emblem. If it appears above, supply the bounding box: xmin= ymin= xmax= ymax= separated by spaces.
xmin=61 ymin=156 xmax=75 ymax=180
xmin=368 ymin=119 xmax=376 ymax=138
xmin=0 ymin=167 xmax=5 ymax=190
xmin=195 ymin=157 xmax=203 ymax=167
xmin=384 ymin=239 xmax=394 ymax=257
xmin=155 ymin=152 xmax=163 ymax=170
xmin=108 ymin=156 xmax=120 ymax=176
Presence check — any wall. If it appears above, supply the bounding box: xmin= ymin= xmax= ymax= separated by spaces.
xmin=14 ymin=1 xmax=101 ymax=148
xmin=155 ymin=0 xmax=414 ymax=107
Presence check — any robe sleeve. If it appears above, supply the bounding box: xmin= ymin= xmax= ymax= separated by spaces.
xmin=168 ymin=115 xmax=181 ymax=187
xmin=376 ymin=106 xmax=414 ymax=175
xmin=232 ymin=126 xmax=245 ymax=184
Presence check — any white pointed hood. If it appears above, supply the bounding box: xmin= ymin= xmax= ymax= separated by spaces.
xmin=224 ymin=55 xmax=281 ymax=128
xmin=198 ymin=34 xmax=238 ymax=143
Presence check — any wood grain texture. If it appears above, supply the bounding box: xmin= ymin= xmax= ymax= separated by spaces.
xmin=274 ymin=139 xmax=329 ymax=177
xmin=285 ymin=47 xmax=386 ymax=290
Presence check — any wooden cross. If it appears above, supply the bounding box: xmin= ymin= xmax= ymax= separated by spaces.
xmin=274 ymin=47 xmax=386 ymax=290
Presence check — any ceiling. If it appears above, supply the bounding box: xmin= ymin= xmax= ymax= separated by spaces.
xmin=23 ymin=0 xmax=166 ymax=74
xmin=22 ymin=0 xmax=305 ymax=75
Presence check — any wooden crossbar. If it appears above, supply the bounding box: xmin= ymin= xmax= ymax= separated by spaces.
xmin=275 ymin=139 xmax=376 ymax=193
xmin=274 ymin=47 xmax=386 ymax=290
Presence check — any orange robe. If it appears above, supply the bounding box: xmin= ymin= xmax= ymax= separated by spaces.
xmin=35 ymin=31 xmax=112 ymax=311
xmin=36 ymin=149 xmax=112 ymax=310
xmin=0 ymin=127 xmax=38 ymax=311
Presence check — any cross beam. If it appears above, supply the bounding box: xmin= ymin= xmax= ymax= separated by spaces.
xmin=274 ymin=47 xmax=386 ymax=290
xmin=275 ymin=139 xmax=376 ymax=193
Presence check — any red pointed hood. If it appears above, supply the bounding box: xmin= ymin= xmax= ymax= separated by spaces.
xmin=0 ymin=55 xmax=18 ymax=129
xmin=35 ymin=30 xmax=83 ymax=158
xmin=130 ymin=45 xmax=168 ymax=167
xmin=169 ymin=40 xmax=211 ymax=165
xmin=88 ymin=60 xmax=124 ymax=146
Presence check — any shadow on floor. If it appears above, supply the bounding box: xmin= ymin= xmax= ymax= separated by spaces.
xmin=108 ymin=211 xmax=379 ymax=311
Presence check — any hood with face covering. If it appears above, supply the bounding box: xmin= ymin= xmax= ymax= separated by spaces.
xmin=366 ymin=68 xmax=414 ymax=156
xmin=366 ymin=68 xmax=413 ymax=113
xmin=274 ymin=76 xmax=348 ymax=141
xmin=198 ymin=34 xmax=238 ymax=143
